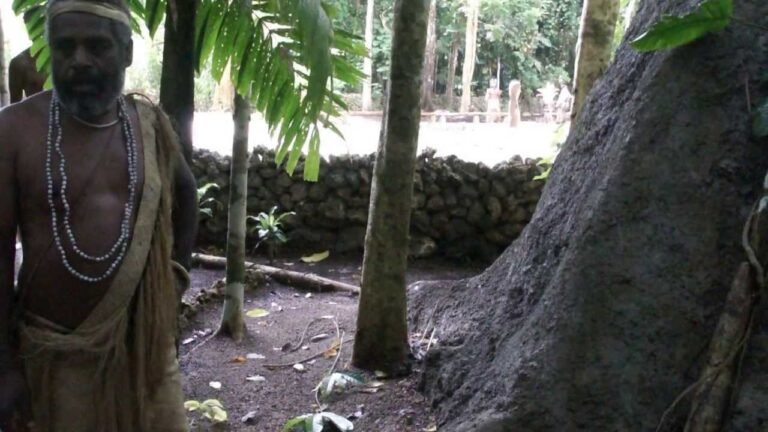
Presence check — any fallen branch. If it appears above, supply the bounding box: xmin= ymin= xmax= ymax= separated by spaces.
xmin=263 ymin=337 xmax=355 ymax=370
xmin=192 ymin=253 xmax=360 ymax=295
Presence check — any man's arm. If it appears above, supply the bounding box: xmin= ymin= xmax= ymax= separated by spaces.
xmin=172 ymin=154 xmax=197 ymax=271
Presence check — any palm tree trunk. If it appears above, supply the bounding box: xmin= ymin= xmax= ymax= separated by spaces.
xmin=420 ymin=0 xmax=438 ymax=111
xmin=445 ymin=33 xmax=459 ymax=106
xmin=352 ymin=0 xmax=430 ymax=375
xmin=218 ymin=93 xmax=250 ymax=342
xmin=459 ymin=0 xmax=480 ymax=113
xmin=571 ymin=0 xmax=620 ymax=121
xmin=160 ymin=0 xmax=196 ymax=163
xmin=361 ymin=0 xmax=375 ymax=111
xmin=0 ymin=9 xmax=9 ymax=107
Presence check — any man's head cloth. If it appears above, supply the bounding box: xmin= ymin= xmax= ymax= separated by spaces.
xmin=46 ymin=0 xmax=130 ymax=27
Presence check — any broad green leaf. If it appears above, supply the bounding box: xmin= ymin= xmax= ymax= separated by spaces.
xmin=754 ymin=100 xmax=768 ymax=138
xmin=246 ymin=308 xmax=270 ymax=318
xmin=631 ymin=0 xmax=733 ymax=52
xmin=282 ymin=414 xmax=313 ymax=432
xmin=301 ymin=251 xmax=329 ymax=263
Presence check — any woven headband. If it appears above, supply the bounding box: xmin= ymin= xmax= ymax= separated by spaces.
xmin=47 ymin=2 xmax=130 ymax=27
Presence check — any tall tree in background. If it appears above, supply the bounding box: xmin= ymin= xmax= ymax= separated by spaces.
xmin=459 ymin=0 xmax=480 ymax=112
xmin=420 ymin=0 xmax=438 ymax=110
xmin=571 ymin=0 xmax=619 ymax=121
xmin=362 ymin=0 xmax=376 ymax=111
xmin=445 ymin=33 xmax=460 ymax=105
xmin=218 ymin=93 xmax=250 ymax=341
xmin=352 ymin=0 xmax=430 ymax=374
xmin=0 ymin=8 xmax=8 ymax=107
xmin=159 ymin=0 xmax=197 ymax=162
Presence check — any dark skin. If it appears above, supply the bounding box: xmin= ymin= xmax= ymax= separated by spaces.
xmin=0 ymin=12 xmax=198 ymax=424
xmin=9 ymin=49 xmax=47 ymax=104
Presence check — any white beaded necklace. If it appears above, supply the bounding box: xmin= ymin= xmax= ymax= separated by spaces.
xmin=46 ymin=94 xmax=139 ymax=282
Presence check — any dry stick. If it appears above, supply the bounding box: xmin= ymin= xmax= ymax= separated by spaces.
xmin=288 ymin=318 xmax=324 ymax=353
xmin=192 ymin=253 xmax=360 ymax=295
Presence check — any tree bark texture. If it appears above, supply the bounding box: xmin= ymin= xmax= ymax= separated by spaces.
xmin=0 ymin=9 xmax=8 ymax=107
xmin=571 ymin=0 xmax=619 ymax=121
xmin=420 ymin=0 xmax=438 ymax=110
xmin=445 ymin=34 xmax=459 ymax=104
xmin=361 ymin=0 xmax=375 ymax=112
xmin=160 ymin=0 xmax=196 ymax=163
xmin=408 ymin=1 xmax=768 ymax=431
xmin=459 ymin=0 xmax=480 ymax=113
xmin=218 ymin=94 xmax=250 ymax=342
xmin=352 ymin=0 xmax=429 ymax=375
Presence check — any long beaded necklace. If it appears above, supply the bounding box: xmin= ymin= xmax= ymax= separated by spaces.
xmin=46 ymin=94 xmax=139 ymax=282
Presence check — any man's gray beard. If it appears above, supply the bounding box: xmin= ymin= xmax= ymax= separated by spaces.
xmin=54 ymin=70 xmax=126 ymax=121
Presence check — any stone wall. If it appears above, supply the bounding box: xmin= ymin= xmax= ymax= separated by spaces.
xmin=191 ymin=147 xmax=546 ymax=261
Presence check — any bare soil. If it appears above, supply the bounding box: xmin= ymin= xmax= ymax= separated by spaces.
xmin=179 ymin=254 xmax=481 ymax=431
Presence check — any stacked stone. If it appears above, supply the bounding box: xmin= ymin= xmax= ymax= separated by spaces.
xmin=190 ymin=147 xmax=545 ymax=261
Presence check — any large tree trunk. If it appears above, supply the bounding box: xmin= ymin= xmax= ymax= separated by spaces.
xmin=571 ymin=0 xmax=620 ymax=121
xmin=420 ymin=0 xmax=438 ymax=111
xmin=0 ymin=9 xmax=8 ymax=107
xmin=361 ymin=0 xmax=375 ymax=111
xmin=160 ymin=0 xmax=196 ymax=163
xmin=217 ymin=94 xmax=251 ymax=342
xmin=409 ymin=1 xmax=768 ymax=431
xmin=459 ymin=0 xmax=480 ymax=113
xmin=445 ymin=33 xmax=459 ymax=106
xmin=352 ymin=0 xmax=429 ymax=375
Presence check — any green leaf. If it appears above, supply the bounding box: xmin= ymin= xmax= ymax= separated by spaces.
xmin=145 ymin=0 xmax=165 ymax=38
xmin=754 ymin=100 xmax=768 ymax=138
xmin=246 ymin=308 xmax=270 ymax=318
xmin=184 ymin=400 xmax=201 ymax=411
xmin=631 ymin=0 xmax=733 ymax=52
xmin=301 ymin=251 xmax=329 ymax=263
xmin=282 ymin=414 xmax=313 ymax=432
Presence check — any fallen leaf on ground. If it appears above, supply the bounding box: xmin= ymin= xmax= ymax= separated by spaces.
xmin=305 ymin=293 xmax=313 ymax=299
xmin=246 ymin=375 xmax=266 ymax=382
xmin=293 ymin=363 xmax=306 ymax=372
xmin=374 ymin=370 xmax=388 ymax=379
xmin=310 ymin=333 xmax=330 ymax=343
xmin=246 ymin=353 xmax=265 ymax=360
xmin=424 ymin=425 xmax=438 ymax=431
xmin=208 ymin=381 xmax=222 ymax=390
xmin=241 ymin=411 xmax=258 ymax=424
xmin=230 ymin=356 xmax=247 ymax=364
xmin=301 ymin=251 xmax=330 ymax=263
xmin=323 ymin=341 xmax=341 ymax=358
xmin=181 ymin=337 xmax=195 ymax=345
xmin=245 ymin=308 xmax=270 ymax=318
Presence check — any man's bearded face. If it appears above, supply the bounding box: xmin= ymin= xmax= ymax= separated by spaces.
xmin=48 ymin=12 xmax=132 ymax=120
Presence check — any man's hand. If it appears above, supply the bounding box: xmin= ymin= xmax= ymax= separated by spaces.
xmin=0 ymin=367 xmax=27 ymax=425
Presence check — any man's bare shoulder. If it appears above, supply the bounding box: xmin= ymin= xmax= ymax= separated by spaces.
xmin=0 ymin=91 xmax=51 ymax=158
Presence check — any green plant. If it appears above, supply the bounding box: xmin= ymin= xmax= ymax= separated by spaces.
xmin=197 ymin=183 xmax=221 ymax=220
xmin=184 ymin=399 xmax=228 ymax=424
xmin=248 ymin=206 xmax=295 ymax=261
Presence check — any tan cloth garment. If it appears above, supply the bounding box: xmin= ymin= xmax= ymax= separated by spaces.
xmin=17 ymin=99 xmax=187 ymax=432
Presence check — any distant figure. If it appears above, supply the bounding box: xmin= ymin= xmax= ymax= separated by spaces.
xmin=485 ymin=79 xmax=502 ymax=123
xmin=9 ymin=48 xmax=47 ymax=103
xmin=555 ymin=86 xmax=574 ymax=123
xmin=508 ymin=80 xmax=521 ymax=127
xmin=538 ymin=82 xmax=558 ymax=123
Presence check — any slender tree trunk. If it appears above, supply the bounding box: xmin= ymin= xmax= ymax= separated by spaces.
xmin=0 ymin=9 xmax=8 ymax=107
xmin=352 ymin=0 xmax=430 ymax=375
xmin=420 ymin=0 xmax=438 ymax=110
xmin=160 ymin=0 xmax=196 ymax=163
xmin=218 ymin=94 xmax=250 ymax=342
xmin=571 ymin=0 xmax=620 ymax=121
xmin=361 ymin=0 xmax=375 ymax=111
xmin=445 ymin=34 xmax=459 ymax=106
xmin=459 ymin=0 xmax=480 ymax=113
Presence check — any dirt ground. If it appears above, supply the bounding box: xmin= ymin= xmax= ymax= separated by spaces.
xmin=179 ymin=254 xmax=483 ymax=431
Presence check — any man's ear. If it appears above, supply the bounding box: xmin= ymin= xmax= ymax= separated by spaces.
xmin=124 ymin=38 xmax=134 ymax=67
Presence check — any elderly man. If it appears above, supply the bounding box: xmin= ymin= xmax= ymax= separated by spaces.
xmin=0 ymin=0 xmax=198 ymax=431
